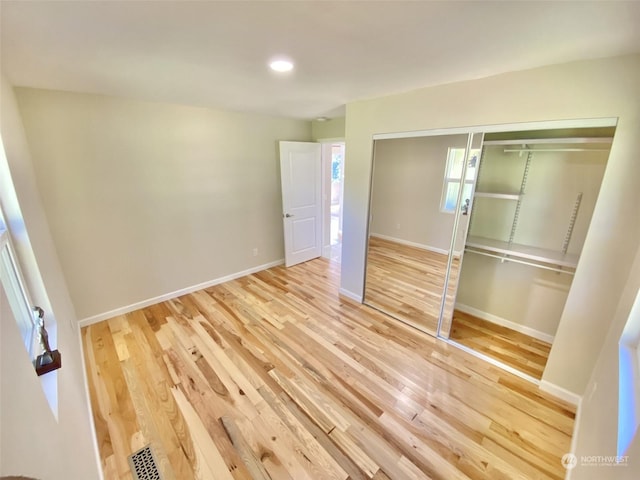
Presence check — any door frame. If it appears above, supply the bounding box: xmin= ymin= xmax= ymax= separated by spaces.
xmin=317 ymin=138 xmax=345 ymax=260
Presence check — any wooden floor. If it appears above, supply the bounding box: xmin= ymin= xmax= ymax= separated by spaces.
xmin=83 ymin=258 xmax=575 ymax=480
xmin=364 ymin=236 xmax=460 ymax=336
xmin=450 ymin=311 xmax=552 ymax=380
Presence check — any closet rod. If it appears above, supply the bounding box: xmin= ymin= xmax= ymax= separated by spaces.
xmin=504 ymin=148 xmax=610 ymax=153
xmin=483 ymin=137 xmax=613 ymax=146
xmin=464 ymin=248 xmax=575 ymax=275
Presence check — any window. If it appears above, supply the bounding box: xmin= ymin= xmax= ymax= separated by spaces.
xmin=440 ymin=148 xmax=479 ymax=213
xmin=618 ymin=286 xmax=640 ymax=456
xmin=0 ymin=215 xmax=36 ymax=357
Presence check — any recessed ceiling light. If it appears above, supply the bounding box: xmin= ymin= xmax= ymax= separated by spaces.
xmin=269 ymin=58 xmax=294 ymax=73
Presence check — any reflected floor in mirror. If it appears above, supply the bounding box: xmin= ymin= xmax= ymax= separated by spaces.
xmin=82 ymin=258 xmax=573 ymax=480
xmin=450 ymin=310 xmax=552 ymax=380
xmin=364 ymin=236 xmax=459 ymax=336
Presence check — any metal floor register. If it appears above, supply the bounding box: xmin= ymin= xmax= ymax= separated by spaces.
xmin=128 ymin=445 xmax=162 ymax=480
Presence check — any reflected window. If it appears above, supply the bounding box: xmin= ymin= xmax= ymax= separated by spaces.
xmin=440 ymin=148 xmax=479 ymax=213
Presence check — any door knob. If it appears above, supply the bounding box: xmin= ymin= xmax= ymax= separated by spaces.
xmin=285 ymin=213 xmax=294 ymax=218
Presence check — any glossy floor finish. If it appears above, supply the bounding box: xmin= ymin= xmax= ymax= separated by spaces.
xmin=82 ymin=258 xmax=575 ymax=480
xmin=450 ymin=311 xmax=552 ymax=380
xmin=364 ymin=236 xmax=460 ymax=337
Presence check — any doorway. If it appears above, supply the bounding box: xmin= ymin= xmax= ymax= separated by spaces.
xmin=323 ymin=142 xmax=345 ymax=264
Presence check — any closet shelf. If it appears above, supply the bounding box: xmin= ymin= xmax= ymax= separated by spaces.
xmin=465 ymin=236 xmax=579 ymax=268
xmin=482 ymin=137 xmax=613 ymax=146
xmin=474 ymin=191 xmax=521 ymax=200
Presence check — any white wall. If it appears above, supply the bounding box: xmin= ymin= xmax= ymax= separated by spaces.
xmin=311 ymin=117 xmax=345 ymax=141
xmin=0 ymin=75 xmax=100 ymax=479
xmin=341 ymin=54 xmax=640 ymax=397
xmin=369 ymin=135 xmax=467 ymax=252
xmin=455 ymin=254 xmax=573 ymax=338
xmin=570 ymin=241 xmax=640 ymax=479
xmin=14 ymin=88 xmax=311 ymax=320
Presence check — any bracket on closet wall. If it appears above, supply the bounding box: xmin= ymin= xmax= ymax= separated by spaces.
xmin=562 ymin=192 xmax=583 ymax=255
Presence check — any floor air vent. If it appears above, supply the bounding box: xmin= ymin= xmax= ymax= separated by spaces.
xmin=128 ymin=445 xmax=162 ymax=480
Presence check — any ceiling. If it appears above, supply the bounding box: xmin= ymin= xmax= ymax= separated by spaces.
xmin=1 ymin=1 xmax=639 ymax=120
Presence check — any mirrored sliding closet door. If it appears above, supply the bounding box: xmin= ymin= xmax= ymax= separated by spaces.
xmin=363 ymin=120 xmax=615 ymax=381
xmin=363 ymin=132 xmax=478 ymax=336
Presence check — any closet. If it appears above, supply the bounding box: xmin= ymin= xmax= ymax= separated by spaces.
xmin=363 ymin=121 xmax=615 ymax=381
xmin=442 ymin=128 xmax=613 ymax=379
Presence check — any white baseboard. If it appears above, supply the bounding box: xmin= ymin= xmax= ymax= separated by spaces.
xmin=564 ymin=398 xmax=583 ymax=480
xmin=76 ymin=328 xmax=106 ymax=480
xmin=322 ymin=244 xmax=332 ymax=259
xmin=339 ymin=288 xmax=362 ymax=303
xmin=539 ymin=379 xmax=582 ymax=406
xmin=78 ymin=259 xmax=284 ymax=327
xmin=445 ymin=338 xmax=541 ymax=385
xmin=370 ymin=233 xmax=449 ymax=256
xmin=455 ymin=303 xmax=555 ymax=344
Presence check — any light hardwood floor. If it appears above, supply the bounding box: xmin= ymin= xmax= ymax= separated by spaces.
xmin=364 ymin=236 xmax=460 ymax=336
xmin=83 ymin=258 xmax=574 ymax=480
xmin=449 ymin=311 xmax=552 ymax=380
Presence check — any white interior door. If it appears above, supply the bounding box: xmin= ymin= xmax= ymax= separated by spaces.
xmin=279 ymin=141 xmax=322 ymax=267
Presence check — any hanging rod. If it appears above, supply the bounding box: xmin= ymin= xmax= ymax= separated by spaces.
xmin=464 ymin=248 xmax=575 ymax=275
xmin=483 ymin=137 xmax=613 ymax=146
xmin=503 ymin=148 xmax=610 ymax=153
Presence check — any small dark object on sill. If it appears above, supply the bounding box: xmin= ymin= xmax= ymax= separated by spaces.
xmin=35 ymin=349 xmax=61 ymax=376
xmin=33 ymin=306 xmax=62 ymax=376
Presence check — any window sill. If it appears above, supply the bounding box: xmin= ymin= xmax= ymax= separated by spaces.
xmin=31 ymin=320 xmax=59 ymax=421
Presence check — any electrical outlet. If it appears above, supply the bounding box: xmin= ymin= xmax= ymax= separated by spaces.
xmin=396 ymin=223 xmax=401 ymax=230
xmin=252 ymin=248 xmax=258 ymax=257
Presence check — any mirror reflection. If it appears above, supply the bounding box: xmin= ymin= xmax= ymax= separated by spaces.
xmin=364 ymin=133 xmax=472 ymax=336
xmin=438 ymin=133 xmax=483 ymax=336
